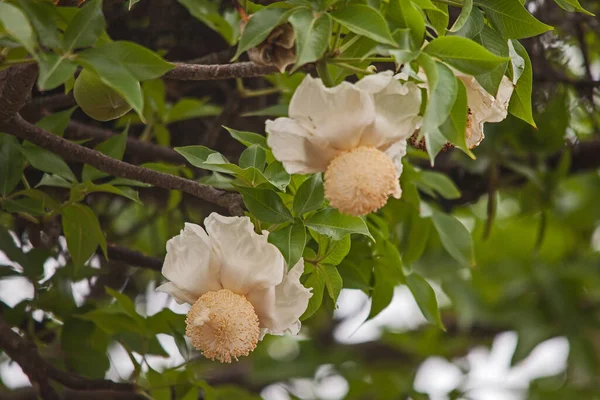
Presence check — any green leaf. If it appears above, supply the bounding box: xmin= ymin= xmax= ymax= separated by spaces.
xmin=508 ymin=40 xmax=536 ymax=127
xmin=235 ymin=186 xmax=293 ymax=223
xmin=449 ymin=0 xmax=473 ymax=32
xmin=165 ymin=98 xmax=221 ymax=123
xmin=19 ymin=145 xmax=76 ymax=182
xmin=175 ymin=146 xmax=241 ymax=174
xmin=234 ymin=7 xmax=294 ymax=59
xmin=82 ymin=128 xmax=128 ymax=181
xmin=554 ymin=0 xmax=594 ymax=15
xmin=263 ymin=161 xmax=291 ymax=191
xmin=76 ymin=182 xmax=142 ymax=204
xmin=426 ymin=3 xmax=449 ymax=36
xmin=105 ymin=287 xmax=145 ymax=325
xmin=417 ymin=171 xmax=461 ymax=199
xmin=225 ymin=127 xmax=268 ymax=148
xmin=239 ymin=145 xmax=266 ymax=171
xmin=0 ymin=135 xmax=25 ymax=196
xmin=424 ymin=36 xmax=509 ymax=76
xmin=36 ymin=53 xmax=78 ymax=91
xmin=62 ymin=203 xmax=107 ymax=269
xmin=63 ymin=0 xmax=105 ymax=51
xmin=386 ymin=0 xmax=425 ymax=49
xmin=322 ymin=264 xmax=343 ymax=303
xmin=471 ymin=24 xmax=509 ymax=96
xmin=313 ymin=233 xmax=351 ymax=266
xmin=268 ymin=221 xmax=306 ymax=268
xmin=305 ymin=208 xmax=373 ymax=241
xmin=83 ymin=41 xmax=174 ymax=81
xmin=430 ymin=209 xmax=474 ymax=267
xmin=36 ymin=174 xmax=72 ymax=189
xmin=36 ymin=107 xmax=77 ymax=137
xmin=16 ymin=0 xmax=62 ymax=49
xmin=289 ymin=11 xmax=331 ymax=70
xmin=331 ymin=5 xmax=396 ymax=46
xmin=178 ymin=0 xmax=239 ymax=45
xmin=75 ymin=50 xmax=144 ymax=118
xmin=293 ymin=173 xmax=324 ymax=217
xmin=406 ymin=273 xmax=445 ymax=330
xmin=0 ymin=3 xmax=36 ymax=54
xmin=450 ymin=6 xmax=484 ymax=38
xmin=476 ymin=0 xmax=553 ymax=39
xmin=300 ymin=270 xmax=325 ymax=320
xmin=369 ymin=260 xmax=394 ymax=319
xmin=419 ymin=55 xmax=458 ymax=163
xmin=401 ymin=212 xmax=432 ymax=266
xmin=438 ymin=78 xmax=474 ymax=158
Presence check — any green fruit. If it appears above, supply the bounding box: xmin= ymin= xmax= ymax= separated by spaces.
xmin=74 ymin=69 xmax=133 ymax=122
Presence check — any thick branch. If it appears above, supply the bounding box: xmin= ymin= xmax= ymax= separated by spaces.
xmin=0 ymin=64 xmax=38 ymax=123
xmin=106 ymin=244 xmax=163 ymax=271
xmin=65 ymin=120 xmax=184 ymax=164
xmin=164 ymin=62 xmax=278 ymax=81
xmin=0 ymin=115 xmax=244 ymax=216
xmin=0 ymin=318 xmax=59 ymax=400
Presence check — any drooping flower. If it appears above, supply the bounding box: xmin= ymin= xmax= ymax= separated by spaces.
xmin=242 ymin=20 xmax=296 ymax=73
xmin=456 ymin=72 xmax=514 ymax=148
xmin=266 ymin=71 xmax=422 ymax=216
xmin=407 ymin=69 xmax=514 ymax=150
xmin=157 ymin=213 xmax=312 ymax=363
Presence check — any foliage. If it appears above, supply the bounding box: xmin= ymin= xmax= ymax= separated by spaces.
xmin=0 ymin=0 xmax=599 ymax=399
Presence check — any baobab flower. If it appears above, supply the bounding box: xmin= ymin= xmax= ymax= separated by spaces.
xmin=407 ymin=69 xmax=514 ymax=150
xmin=266 ymin=71 xmax=422 ymax=216
xmin=457 ymin=72 xmax=514 ymax=148
xmin=157 ymin=213 xmax=311 ymax=363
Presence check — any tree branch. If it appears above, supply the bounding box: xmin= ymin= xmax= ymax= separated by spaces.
xmin=64 ymin=120 xmax=185 ymax=164
xmin=0 ymin=115 xmax=244 ymax=216
xmin=164 ymin=62 xmax=279 ymax=81
xmin=0 ymin=318 xmax=60 ymax=400
xmin=106 ymin=244 xmax=163 ymax=271
xmin=0 ymin=64 xmax=38 ymax=123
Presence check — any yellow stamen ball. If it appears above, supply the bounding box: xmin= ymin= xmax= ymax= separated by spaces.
xmin=185 ymin=289 xmax=260 ymax=363
xmin=324 ymin=146 xmax=399 ymax=216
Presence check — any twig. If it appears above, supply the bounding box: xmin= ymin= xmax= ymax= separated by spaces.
xmin=106 ymin=244 xmax=164 ymax=271
xmin=0 ymin=115 xmax=245 ymax=216
xmin=164 ymin=62 xmax=279 ymax=81
xmin=0 ymin=64 xmax=38 ymax=123
xmin=64 ymin=120 xmax=185 ymax=164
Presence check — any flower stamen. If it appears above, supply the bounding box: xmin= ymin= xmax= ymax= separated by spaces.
xmin=185 ymin=289 xmax=260 ymax=363
xmin=324 ymin=146 xmax=400 ymax=216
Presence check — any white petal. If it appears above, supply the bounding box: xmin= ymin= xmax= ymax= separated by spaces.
xmin=204 ymin=213 xmax=285 ymax=295
xmin=488 ymin=76 xmax=515 ymax=123
xmin=383 ymin=139 xmax=407 ymax=199
xmin=360 ymin=80 xmax=423 ymax=148
xmin=247 ymin=259 xmax=312 ymax=337
xmin=289 ymin=75 xmax=376 ymax=150
xmin=156 ymin=282 xmax=197 ymax=304
xmin=160 ymin=223 xmax=222 ymax=300
xmin=266 ymin=118 xmax=339 ymax=174
xmin=354 ymin=71 xmax=395 ymax=93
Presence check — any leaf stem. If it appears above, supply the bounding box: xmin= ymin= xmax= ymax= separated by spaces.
xmin=316 ymin=61 xmax=335 ymax=87
xmin=326 ymin=61 xmax=375 ymax=76
xmin=337 ymin=34 xmax=361 ymax=55
xmin=0 ymin=58 xmax=36 ymax=67
xmin=433 ymin=0 xmax=463 ymax=6
xmin=330 ymin=57 xmax=395 ymax=63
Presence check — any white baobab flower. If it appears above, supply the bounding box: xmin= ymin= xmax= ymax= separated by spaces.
xmin=157 ymin=213 xmax=312 ymax=363
xmin=266 ymin=71 xmax=422 ymax=216
xmin=456 ymin=72 xmax=515 ymax=148
xmin=408 ymin=69 xmax=514 ymax=149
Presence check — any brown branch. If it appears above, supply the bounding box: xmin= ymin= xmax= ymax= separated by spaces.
xmin=164 ymin=61 xmax=279 ymax=81
xmin=28 ymin=93 xmax=76 ymax=111
xmin=106 ymin=244 xmax=163 ymax=271
xmin=0 ymin=318 xmax=60 ymax=400
xmin=64 ymin=120 xmax=185 ymax=164
xmin=0 ymin=64 xmax=38 ymax=123
xmin=0 ymin=115 xmax=244 ymax=216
